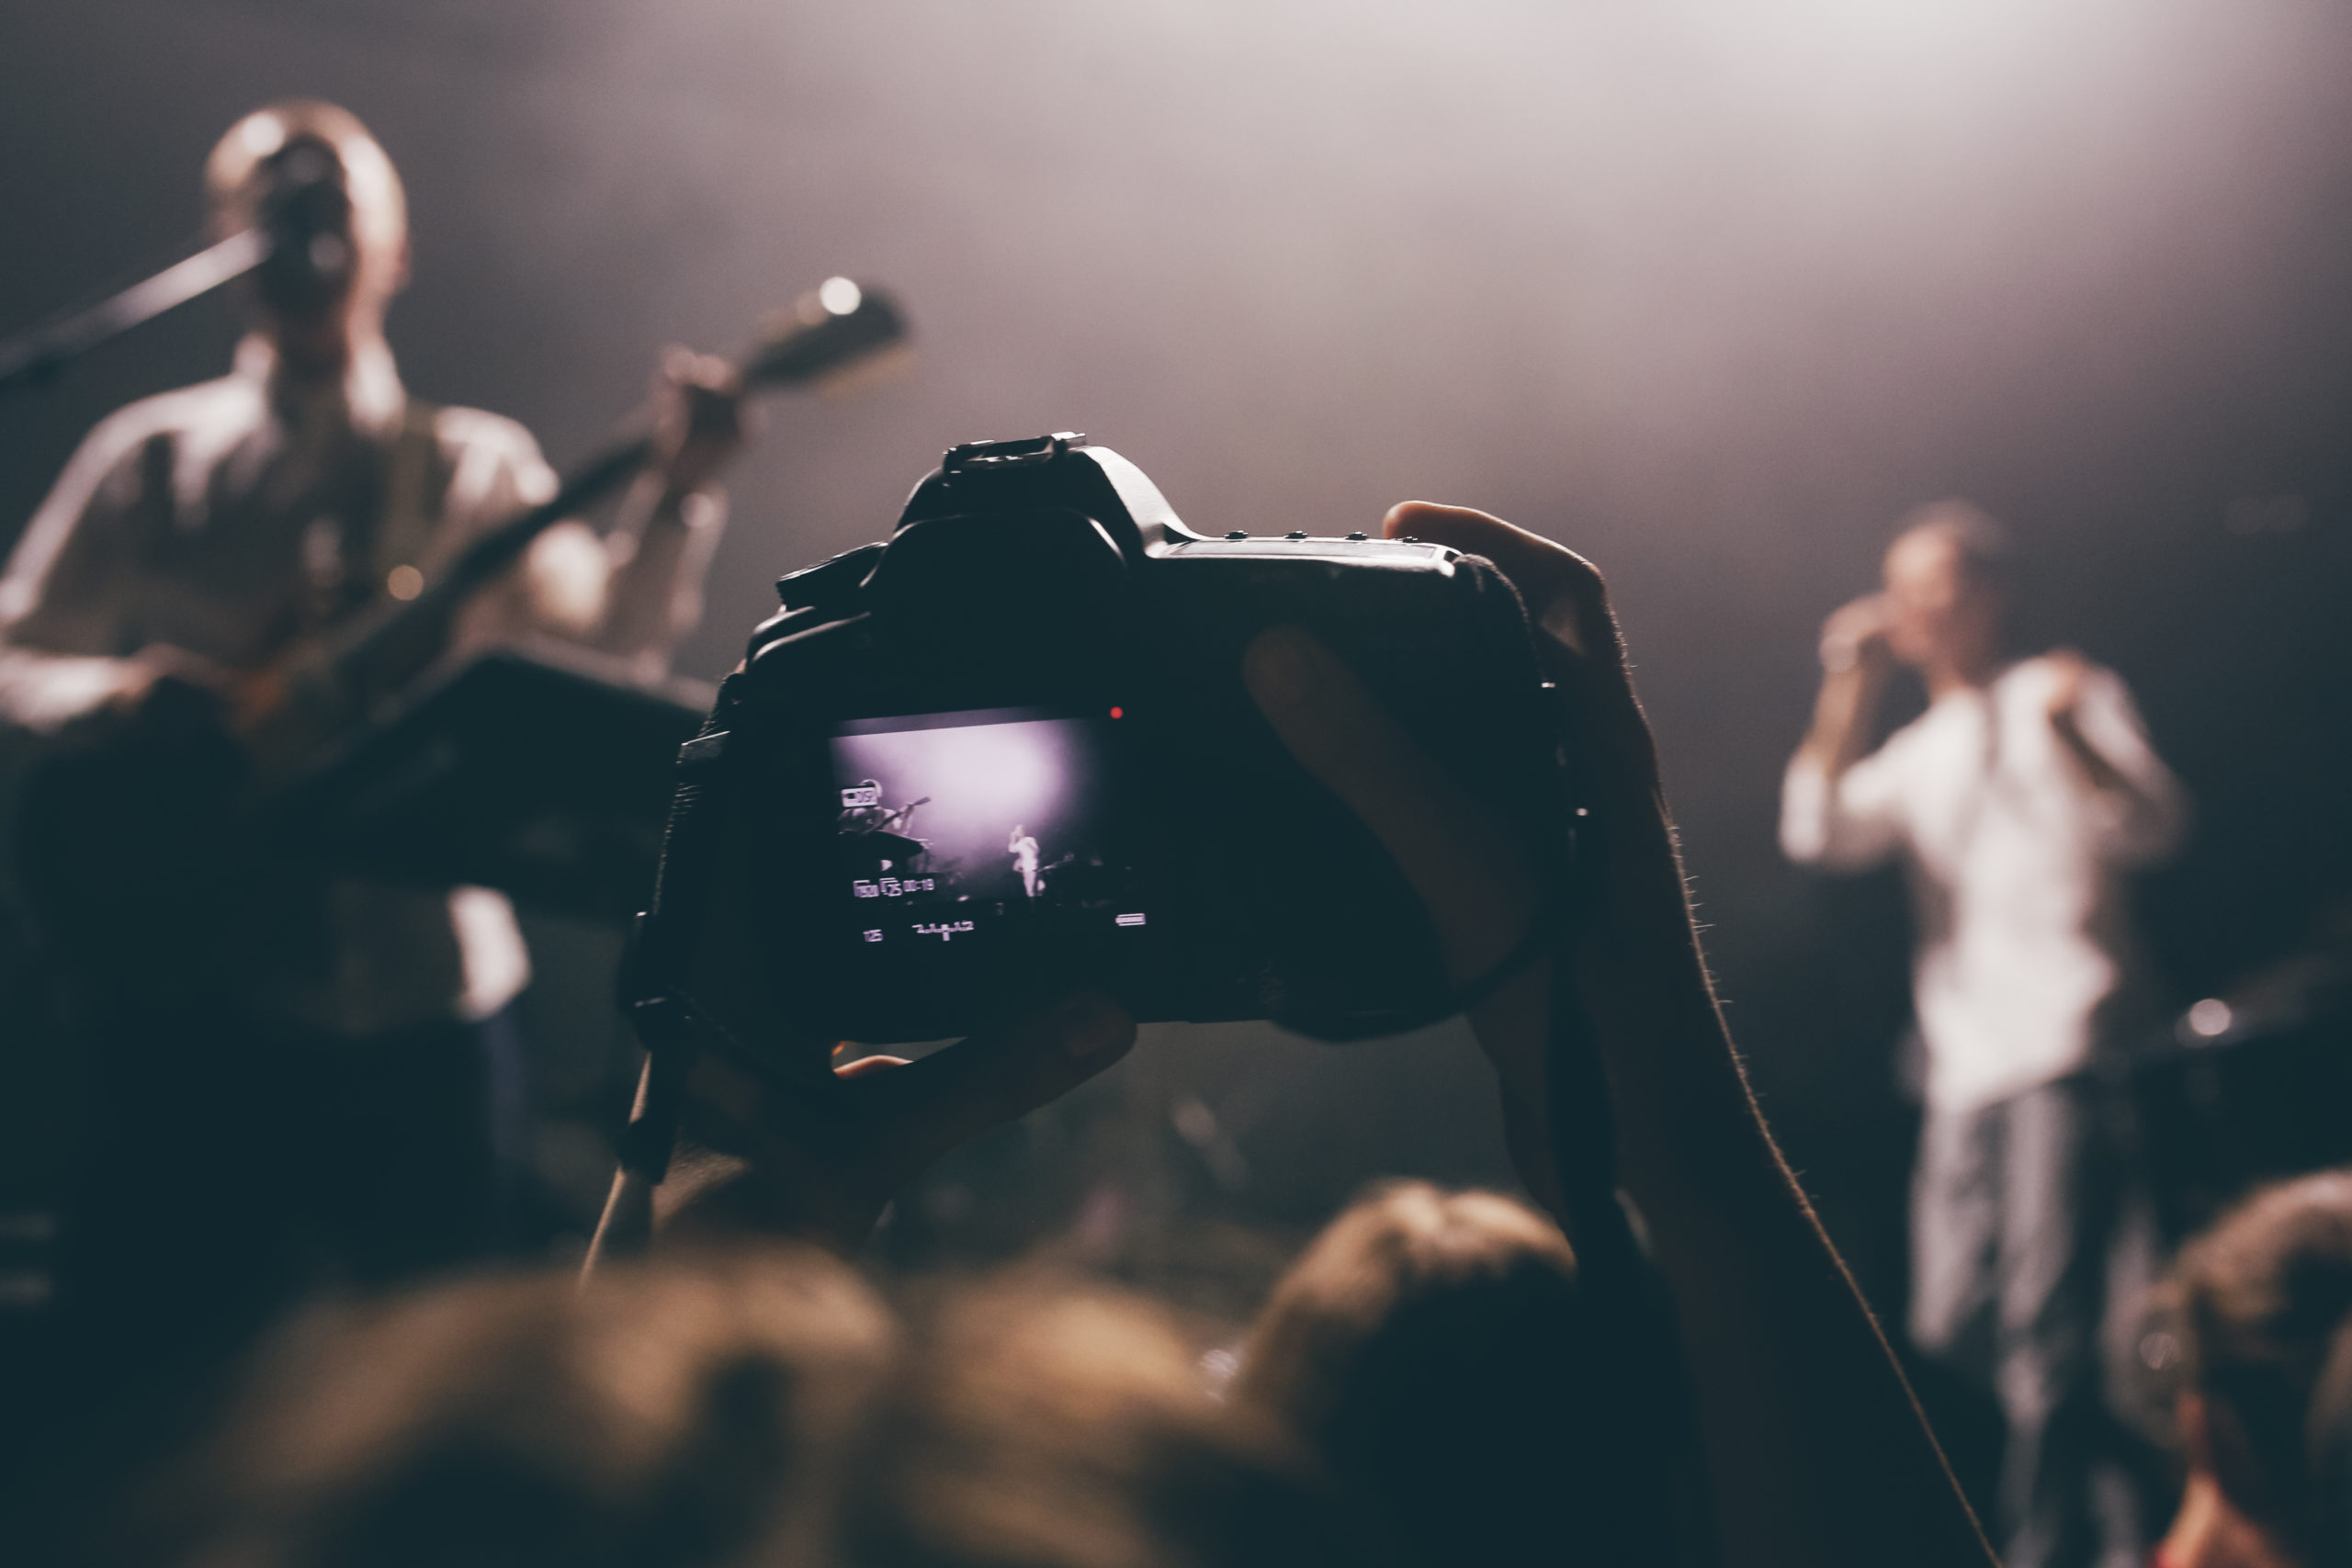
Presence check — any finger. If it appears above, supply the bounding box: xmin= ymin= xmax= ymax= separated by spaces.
xmin=1384 ymin=502 xmax=1615 ymax=665
xmin=1381 ymin=502 xmax=1662 ymax=810
xmin=840 ymin=991 xmax=1136 ymax=1160
xmin=1825 ymin=596 xmax=1884 ymax=642
xmin=657 ymin=346 xmax=738 ymax=394
xmin=1375 ymin=502 xmax=1712 ymax=1005
xmin=689 ymin=351 xmax=744 ymax=396
xmin=1245 ymin=625 xmax=1537 ymax=982
xmin=834 ymin=1054 xmax=912 ymax=1078
xmin=1379 ymin=500 xmax=1632 ymax=722
xmin=657 ymin=343 xmax=699 ymax=390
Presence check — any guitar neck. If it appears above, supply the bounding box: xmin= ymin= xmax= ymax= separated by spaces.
xmin=311 ymin=281 xmax=906 ymax=707
xmin=321 ymin=430 xmax=656 ymax=693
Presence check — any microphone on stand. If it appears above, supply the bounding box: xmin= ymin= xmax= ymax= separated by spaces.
xmin=251 ymin=133 xmax=356 ymax=319
xmin=0 ymin=134 xmax=348 ymax=401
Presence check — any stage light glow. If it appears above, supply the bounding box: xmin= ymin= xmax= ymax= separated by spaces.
xmin=2187 ymin=998 xmax=2233 ymax=1039
xmin=238 ymin=112 xmax=286 ymax=160
xmin=818 ymin=276 xmax=862 ymax=316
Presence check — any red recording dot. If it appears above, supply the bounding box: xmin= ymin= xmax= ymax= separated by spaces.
xmin=1109 ymin=705 xmax=1124 ymax=719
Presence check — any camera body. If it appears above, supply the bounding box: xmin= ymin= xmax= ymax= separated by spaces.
xmin=683 ymin=434 xmax=1576 ymax=1047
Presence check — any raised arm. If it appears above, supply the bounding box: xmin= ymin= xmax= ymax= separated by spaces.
xmin=1249 ymin=503 xmax=1994 ymax=1568
xmin=586 ymin=348 xmax=742 ymax=672
xmin=454 ymin=348 xmax=743 ymax=676
xmin=1781 ymin=595 xmax=1905 ymax=871
xmin=1798 ymin=594 xmax=1895 ymax=780
xmin=2042 ymin=650 xmax=2188 ymax=865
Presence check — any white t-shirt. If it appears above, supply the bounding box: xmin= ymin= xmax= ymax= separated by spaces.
xmin=1781 ymin=655 xmax=2188 ymax=1113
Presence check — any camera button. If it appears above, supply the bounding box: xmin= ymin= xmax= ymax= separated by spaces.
xmin=1345 ymin=531 xmax=1368 ymax=541
xmin=1284 ymin=530 xmax=1307 ymax=540
xmin=1225 ymin=530 xmax=1248 ymax=540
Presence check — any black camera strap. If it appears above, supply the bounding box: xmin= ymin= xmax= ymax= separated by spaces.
xmin=1526 ymin=764 xmax=1720 ymax=1568
xmin=613 ymin=693 xmax=747 ymax=1183
xmin=1547 ymin=964 xmax=1718 ymax=1568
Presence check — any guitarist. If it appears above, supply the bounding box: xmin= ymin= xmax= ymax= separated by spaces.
xmin=0 ymin=101 xmax=744 ymax=1411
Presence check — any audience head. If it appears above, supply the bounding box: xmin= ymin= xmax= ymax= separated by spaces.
xmin=138 ymin=1252 xmax=1385 ymax=1568
xmin=1881 ymin=499 xmax=2012 ymax=676
xmin=2160 ymin=1169 xmax=2352 ymax=1568
xmin=844 ymin=1272 xmax=1386 ymax=1568
xmin=140 ymin=1245 xmax=891 ymax=1568
xmin=1232 ymin=1181 xmax=1599 ymax=1566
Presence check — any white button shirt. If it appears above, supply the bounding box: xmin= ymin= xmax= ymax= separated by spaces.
xmin=1781 ymin=655 xmax=2188 ymax=1113
xmin=0 ymin=337 xmax=721 ymax=1036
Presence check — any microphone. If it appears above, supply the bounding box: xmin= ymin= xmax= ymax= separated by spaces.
xmin=251 ymin=134 xmax=357 ymax=317
xmin=0 ymin=135 xmax=356 ymax=400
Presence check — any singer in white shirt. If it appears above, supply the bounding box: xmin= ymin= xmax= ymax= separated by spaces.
xmin=1781 ymin=501 xmax=2186 ymax=1568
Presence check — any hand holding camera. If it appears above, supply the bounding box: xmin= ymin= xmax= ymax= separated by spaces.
xmin=606 ymin=437 xmax=1594 ymax=1249
xmin=616 ymin=440 xmax=1722 ymax=1262
xmin=590 ymin=442 xmax=1987 ymax=1566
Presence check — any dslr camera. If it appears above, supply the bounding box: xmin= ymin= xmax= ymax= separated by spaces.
xmin=635 ymin=434 xmax=1580 ymax=1050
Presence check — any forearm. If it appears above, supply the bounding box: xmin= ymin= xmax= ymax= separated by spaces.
xmin=594 ymin=477 xmax=726 ymax=667
xmin=1599 ymin=1000 xmax=1992 ymax=1568
xmin=1796 ymin=664 xmax=1886 ymax=779
xmin=1546 ymin=786 xmax=1990 ymax=1568
xmin=0 ymin=646 xmax=143 ymax=732
xmin=1279 ymin=507 xmax=1980 ymax=1562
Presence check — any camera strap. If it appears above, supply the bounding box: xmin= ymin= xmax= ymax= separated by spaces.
xmin=587 ymin=700 xmax=761 ymax=1273
xmin=1540 ymin=854 xmax=1723 ymax=1568
xmin=612 ymin=692 xmax=747 ymax=1189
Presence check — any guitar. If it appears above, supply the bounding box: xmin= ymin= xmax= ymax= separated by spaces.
xmin=241 ymin=278 xmax=908 ymax=774
xmin=13 ymin=278 xmax=908 ymax=977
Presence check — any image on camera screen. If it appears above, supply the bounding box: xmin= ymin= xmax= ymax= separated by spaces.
xmin=826 ymin=705 xmax=1148 ymax=951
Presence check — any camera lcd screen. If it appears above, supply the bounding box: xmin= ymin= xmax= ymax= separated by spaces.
xmin=824 ymin=705 xmax=1153 ymax=962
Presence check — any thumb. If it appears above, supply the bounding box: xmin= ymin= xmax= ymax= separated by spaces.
xmin=841 ymin=992 xmax=1136 ymax=1164
xmin=1243 ymin=624 xmax=1537 ymax=986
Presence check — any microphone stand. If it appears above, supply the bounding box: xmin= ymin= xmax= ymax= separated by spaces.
xmin=0 ymin=228 xmax=268 ymax=401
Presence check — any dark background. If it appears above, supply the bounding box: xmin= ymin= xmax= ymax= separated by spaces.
xmin=5 ymin=0 xmax=2351 ymax=1350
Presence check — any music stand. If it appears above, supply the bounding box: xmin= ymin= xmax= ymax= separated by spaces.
xmin=272 ymin=639 xmax=710 ymax=924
